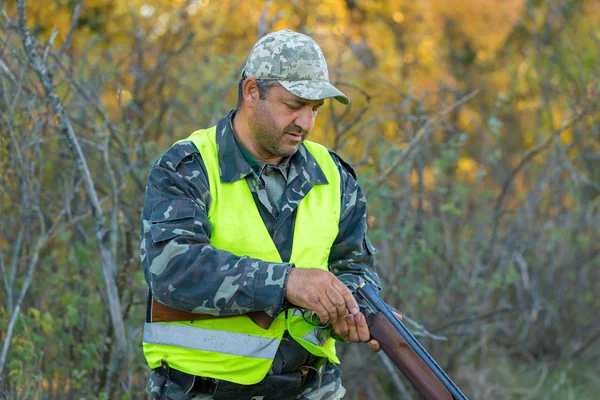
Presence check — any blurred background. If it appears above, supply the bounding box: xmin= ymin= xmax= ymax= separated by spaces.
xmin=1 ymin=0 xmax=599 ymax=398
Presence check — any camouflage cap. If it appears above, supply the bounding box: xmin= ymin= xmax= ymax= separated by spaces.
xmin=242 ymin=29 xmax=349 ymax=105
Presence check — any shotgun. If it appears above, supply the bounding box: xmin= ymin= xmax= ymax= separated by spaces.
xmin=355 ymin=282 xmax=468 ymax=400
xmin=149 ymin=284 xmax=468 ymax=399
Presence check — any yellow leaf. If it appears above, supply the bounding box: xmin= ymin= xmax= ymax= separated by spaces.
xmin=28 ymin=308 xmax=40 ymax=320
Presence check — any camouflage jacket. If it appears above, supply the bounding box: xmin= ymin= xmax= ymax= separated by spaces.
xmin=140 ymin=110 xmax=380 ymax=318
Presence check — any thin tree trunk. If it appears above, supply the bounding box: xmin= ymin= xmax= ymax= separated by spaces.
xmin=15 ymin=0 xmax=127 ymax=359
xmin=0 ymin=236 xmax=45 ymax=378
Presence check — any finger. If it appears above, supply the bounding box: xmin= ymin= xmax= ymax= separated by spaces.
xmin=333 ymin=314 xmax=350 ymax=339
xmin=354 ymin=312 xmax=371 ymax=342
xmin=369 ymin=339 xmax=380 ymax=353
xmin=332 ymin=279 xmax=360 ymax=314
xmin=311 ymin=301 xmax=330 ymax=325
xmin=324 ymin=291 xmax=349 ymax=336
xmin=393 ymin=311 xmax=403 ymax=321
xmin=330 ymin=282 xmax=360 ymax=339
xmin=326 ymin=286 xmax=350 ymax=320
xmin=330 ymin=319 xmax=350 ymax=341
xmin=346 ymin=313 xmax=360 ymax=342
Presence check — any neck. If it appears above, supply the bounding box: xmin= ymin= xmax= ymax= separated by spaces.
xmin=232 ymin=107 xmax=284 ymax=165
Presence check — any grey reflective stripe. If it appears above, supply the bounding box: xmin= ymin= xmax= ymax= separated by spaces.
xmin=290 ymin=308 xmax=304 ymax=317
xmin=289 ymin=309 xmax=328 ymax=347
xmin=143 ymin=323 xmax=280 ymax=359
xmin=302 ymin=328 xmax=328 ymax=347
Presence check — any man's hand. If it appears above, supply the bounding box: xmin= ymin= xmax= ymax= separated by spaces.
xmin=345 ymin=309 xmax=403 ymax=351
xmin=285 ymin=268 xmax=360 ymax=340
xmin=284 ymin=269 xmax=402 ymax=347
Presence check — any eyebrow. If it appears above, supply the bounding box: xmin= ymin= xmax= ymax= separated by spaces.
xmin=290 ymin=99 xmax=325 ymax=107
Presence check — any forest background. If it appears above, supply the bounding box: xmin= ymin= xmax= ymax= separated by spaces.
xmin=1 ymin=0 xmax=599 ymax=399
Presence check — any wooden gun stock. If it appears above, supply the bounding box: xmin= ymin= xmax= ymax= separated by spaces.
xmin=150 ymin=297 xmax=275 ymax=330
xmin=370 ymin=312 xmax=452 ymax=400
xmin=356 ymin=283 xmax=468 ymax=400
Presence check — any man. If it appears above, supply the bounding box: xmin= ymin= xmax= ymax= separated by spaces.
xmin=140 ymin=29 xmax=381 ymax=400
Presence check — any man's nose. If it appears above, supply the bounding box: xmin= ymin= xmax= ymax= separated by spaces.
xmin=295 ymin=108 xmax=315 ymax=132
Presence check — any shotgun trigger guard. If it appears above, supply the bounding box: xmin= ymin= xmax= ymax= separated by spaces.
xmin=360 ymin=304 xmax=375 ymax=327
xmin=353 ymin=289 xmax=375 ymax=327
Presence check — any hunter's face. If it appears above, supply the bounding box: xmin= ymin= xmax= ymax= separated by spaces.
xmin=247 ymin=85 xmax=324 ymax=161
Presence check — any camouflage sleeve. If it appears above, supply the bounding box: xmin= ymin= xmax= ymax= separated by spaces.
xmin=327 ymin=150 xmax=381 ymax=291
xmin=140 ymin=141 xmax=292 ymax=317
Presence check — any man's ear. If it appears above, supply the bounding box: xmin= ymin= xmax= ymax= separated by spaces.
xmin=242 ymin=78 xmax=260 ymax=109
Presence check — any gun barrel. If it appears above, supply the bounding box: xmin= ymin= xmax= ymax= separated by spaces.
xmin=356 ymin=283 xmax=468 ymax=400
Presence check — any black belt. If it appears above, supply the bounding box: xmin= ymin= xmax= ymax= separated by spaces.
xmin=157 ymin=360 xmax=216 ymax=395
xmin=158 ymin=360 xmax=317 ymax=399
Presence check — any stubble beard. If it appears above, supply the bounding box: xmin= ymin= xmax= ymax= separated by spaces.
xmin=249 ymin=103 xmax=307 ymax=159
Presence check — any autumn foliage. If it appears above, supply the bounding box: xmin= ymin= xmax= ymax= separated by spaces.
xmin=1 ymin=0 xmax=599 ymax=399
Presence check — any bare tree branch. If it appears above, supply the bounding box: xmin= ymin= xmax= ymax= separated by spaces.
xmin=58 ymin=0 xmax=83 ymax=57
xmin=374 ymin=90 xmax=479 ymax=186
xmin=484 ymin=111 xmax=589 ymax=262
xmin=378 ymin=352 xmax=415 ymax=400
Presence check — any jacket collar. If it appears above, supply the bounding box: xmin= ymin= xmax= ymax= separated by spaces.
xmin=216 ymin=109 xmax=328 ymax=185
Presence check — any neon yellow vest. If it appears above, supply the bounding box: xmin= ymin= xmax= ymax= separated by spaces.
xmin=143 ymin=126 xmax=341 ymax=384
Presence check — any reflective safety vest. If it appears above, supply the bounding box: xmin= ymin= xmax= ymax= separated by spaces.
xmin=143 ymin=125 xmax=341 ymax=385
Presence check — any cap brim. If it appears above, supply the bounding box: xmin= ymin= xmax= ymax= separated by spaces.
xmin=278 ymin=80 xmax=350 ymax=105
